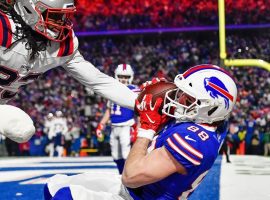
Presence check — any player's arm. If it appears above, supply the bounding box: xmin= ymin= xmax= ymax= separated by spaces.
xmin=96 ymin=103 xmax=111 ymax=138
xmin=122 ymin=137 xmax=186 ymax=188
xmin=63 ymin=50 xmax=137 ymax=110
xmin=123 ymin=94 xmax=186 ymax=188
xmin=100 ymin=108 xmax=110 ymax=125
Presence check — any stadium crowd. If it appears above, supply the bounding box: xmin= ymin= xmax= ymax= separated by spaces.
xmin=1 ymin=28 xmax=269 ymax=158
xmin=74 ymin=0 xmax=270 ymax=31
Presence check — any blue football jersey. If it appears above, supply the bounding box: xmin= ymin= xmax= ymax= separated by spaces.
xmin=110 ymin=85 xmax=139 ymax=125
xmin=128 ymin=121 xmax=226 ymax=200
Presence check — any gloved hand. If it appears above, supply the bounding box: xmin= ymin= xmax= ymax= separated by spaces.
xmin=96 ymin=123 xmax=105 ymax=139
xmin=139 ymin=77 xmax=167 ymax=90
xmin=135 ymin=94 xmax=169 ymax=140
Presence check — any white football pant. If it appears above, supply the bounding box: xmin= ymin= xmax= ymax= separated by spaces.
xmin=110 ymin=126 xmax=131 ymax=160
xmin=46 ymin=173 xmax=133 ymax=200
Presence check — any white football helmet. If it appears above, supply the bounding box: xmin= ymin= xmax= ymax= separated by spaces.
xmin=14 ymin=0 xmax=76 ymax=41
xmin=55 ymin=110 xmax=63 ymax=117
xmin=114 ymin=64 xmax=134 ymax=85
xmin=47 ymin=112 xmax=54 ymax=120
xmin=163 ymin=64 xmax=237 ymax=124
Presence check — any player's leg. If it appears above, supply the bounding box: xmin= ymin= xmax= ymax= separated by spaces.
xmin=265 ymin=143 xmax=270 ymax=156
xmin=116 ymin=126 xmax=131 ymax=174
xmin=0 ymin=105 xmax=35 ymax=143
xmin=44 ymin=173 xmax=124 ymax=200
xmin=110 ymin=127 xmax=124 ymax=173
xmin=52 ymin=185 xmax=126 ymax=200
xmin=119 ymin=126 xmax=131 ymax=159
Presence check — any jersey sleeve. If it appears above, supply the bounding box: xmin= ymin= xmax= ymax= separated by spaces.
xmin=62 ymin=50 xmax=137 ymax=110
xmin=164 ymin=132 xmax=204 ymax=169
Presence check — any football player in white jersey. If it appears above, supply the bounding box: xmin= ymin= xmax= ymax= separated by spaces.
xmin=0 ymin=0 xmax=137 ymax=143
xmin=96 ymin=64 xmax=140 ymax=174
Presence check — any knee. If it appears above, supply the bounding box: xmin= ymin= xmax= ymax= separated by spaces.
xmin=0 ymin=105 xmax=35 ymax=143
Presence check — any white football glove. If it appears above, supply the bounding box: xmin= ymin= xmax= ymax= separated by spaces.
xmin=0 ymin=105 xmax=35 ymax=143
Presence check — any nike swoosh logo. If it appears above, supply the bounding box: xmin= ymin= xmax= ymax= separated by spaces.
xmin=145 ymin=114 xmax=155 ymax=124
xmin=185 ymin=135 xmax=196 ymax=142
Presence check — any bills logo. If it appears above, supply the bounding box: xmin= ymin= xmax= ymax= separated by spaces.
xmin=204 ymin=77 xmax=233 ymax=109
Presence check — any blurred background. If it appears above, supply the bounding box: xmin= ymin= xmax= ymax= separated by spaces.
xmin=0 ymin=0 xmax=269 ymax=159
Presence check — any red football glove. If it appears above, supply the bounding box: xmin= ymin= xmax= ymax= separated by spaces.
xmin=96 ymin=123 xmax=105 ymax=139
xmin=139 ymin=77 xmax=167 ymax=90
xmin=135 ymin=94 xmax=168 ymax=133
xmin=130 ymin=123 xmax=138 ymax=144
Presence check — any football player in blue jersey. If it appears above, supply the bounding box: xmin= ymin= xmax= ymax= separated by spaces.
xmin=44 ymin=64 xmax=237 ymax=200
xmin=96 ymin=64 xmax=140 ymax=174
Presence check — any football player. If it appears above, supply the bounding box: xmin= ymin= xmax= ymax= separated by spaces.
xmin=0 ymin=0 xmax=137 ymax=143
xmin=96 ymin=64 xmax=140 ymax=174
xmin=44 ymin=64 xmax=238 ymax=200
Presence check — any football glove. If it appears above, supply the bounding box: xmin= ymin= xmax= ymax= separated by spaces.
xmin=135 ymin=94 xmax=168 ymax=140
xmin=96 ymin=123 xmax=105 ymax=139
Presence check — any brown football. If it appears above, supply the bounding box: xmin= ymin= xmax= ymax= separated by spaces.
xmin=136 ymin=81 xmax=177 ymax=114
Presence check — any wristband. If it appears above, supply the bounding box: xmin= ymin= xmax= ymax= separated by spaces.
xmin=137 ymin=128 xmax=156 ymax=140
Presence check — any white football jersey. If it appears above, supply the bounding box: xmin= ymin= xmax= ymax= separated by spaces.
xmin=0 ymin=12 xmax=137 ymax=109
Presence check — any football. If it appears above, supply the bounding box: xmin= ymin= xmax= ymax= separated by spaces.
xmin=136 ymin=81 xmax=177 ymax=114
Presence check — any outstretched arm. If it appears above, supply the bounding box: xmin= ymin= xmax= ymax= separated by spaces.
xmin=63 ymin=51 xmax=137 ymax=110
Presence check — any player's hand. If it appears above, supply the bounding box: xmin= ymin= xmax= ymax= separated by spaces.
xmin=135 ymin=94 xmax=168 ymax=132
xmin=96 ymin=123 xmax=104 ymax=139
xmin=130 ymin=123 xmax=138 ymax=143
xmin=139 ymin=77 xmax=167 ymax=90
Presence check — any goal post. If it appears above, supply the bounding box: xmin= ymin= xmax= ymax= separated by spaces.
xmin=218 ymin=0 xmax=270 ymax=72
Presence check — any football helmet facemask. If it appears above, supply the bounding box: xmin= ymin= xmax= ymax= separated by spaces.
xmin=14 ymin=0 xmax=76 ymax=42
xmin=115 ymin=64 xmax=134 ymax=85
xmin=163 ymin=64 xmax=237 ymax=124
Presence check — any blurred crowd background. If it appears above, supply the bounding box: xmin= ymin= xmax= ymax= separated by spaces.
xmin=74 ymin=0 xmax=270 ymax=31
xmin=0 ymin=0 xmax=269 ymax=158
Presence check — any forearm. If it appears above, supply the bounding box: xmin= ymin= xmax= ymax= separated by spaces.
xmin=65 ymin=53 xmax=137 ymax=110
xmin=100 ymin=109 xmax=110 ymax=125
xmin=122 ymin=137 xmax=150 ymax=187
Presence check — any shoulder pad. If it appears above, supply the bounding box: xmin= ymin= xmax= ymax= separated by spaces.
xmin=57 ymin=30 xmax=78 ymax=57
xmin=0 ymin=11 xmax=13 ymax=48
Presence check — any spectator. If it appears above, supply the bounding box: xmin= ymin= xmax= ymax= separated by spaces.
xmin=263 ymin=127 xmax=270 ymax=156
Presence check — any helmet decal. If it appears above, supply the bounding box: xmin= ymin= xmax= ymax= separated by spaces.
xmin=204 ymin=76 xmax=233 ymax=109
xmin=123 ymin=64 xmax=127 ymax=70
xmin=183 ymin=64 xmax=233 ymax=79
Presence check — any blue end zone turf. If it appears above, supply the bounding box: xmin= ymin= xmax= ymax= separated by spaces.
xmin=0 ymin=156 xmax=222 ymax=200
